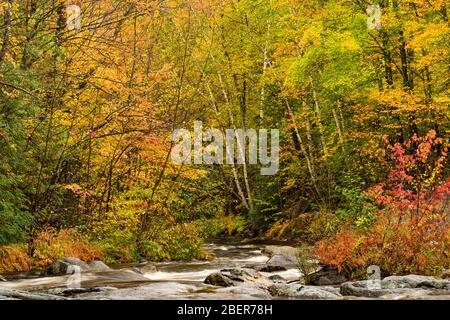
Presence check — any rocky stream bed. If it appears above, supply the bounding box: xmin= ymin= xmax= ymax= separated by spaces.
xmin=0 ymin=239 xmax=448 ymax=300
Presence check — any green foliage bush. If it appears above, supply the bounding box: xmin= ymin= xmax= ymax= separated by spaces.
xmin=335 ymin=186 xmax=378 ymax=229
xmin=195 ymin=215 xmax=247 ymax=237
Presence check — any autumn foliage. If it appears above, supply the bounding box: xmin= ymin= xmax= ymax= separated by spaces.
xmin=0 ymin=0 xmax=449 ymax=273
xmin=315 ymin=131 xmax=450 ymax=276
xmin=0 ymin=228 xmax=103 ymax=273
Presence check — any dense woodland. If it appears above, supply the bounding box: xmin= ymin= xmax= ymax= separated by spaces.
xmin=0 ymin=0 xmax=449 ymax=278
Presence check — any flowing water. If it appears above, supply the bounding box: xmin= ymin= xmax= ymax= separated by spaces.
xmin=0 ymin=238 xmax=301 ymax=300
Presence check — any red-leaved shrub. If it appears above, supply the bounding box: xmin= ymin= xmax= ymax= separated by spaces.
xmin=315 ymin=131 xmax=450 ymax=277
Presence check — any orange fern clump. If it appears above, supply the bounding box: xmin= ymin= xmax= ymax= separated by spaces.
xmin=33 ymin=228 xmax=104 ymax=269
xmin=0 ymin=245 xmax=31 ymax=273
xmin=314 ymin=227 xmax=366 ymax=274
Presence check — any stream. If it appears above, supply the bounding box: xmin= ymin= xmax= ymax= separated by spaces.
xmin=0 ymin=238 xmax=302 ymax=300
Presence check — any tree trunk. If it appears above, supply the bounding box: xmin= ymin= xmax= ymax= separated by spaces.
xmin=285 ymin=99 xmax=319 ymax=194
xmin=310 ymin=77 xmax=327 ymax=157
xmin=0 ymin=0 xmax=13 ymax=69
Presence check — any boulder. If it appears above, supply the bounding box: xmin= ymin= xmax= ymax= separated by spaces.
xmin=62 ymin=257 xmax=90 ymax=269
xmin=269 ymin=284 xmax=342 ymax=299
xmin=87 ymin=260 xmax=110 ymax=272
xmin=382 ymin=275 xmax=449 ymax=290
xmin=262 ymin=245 xmax=299 ymax=258
xmin=215 ymin=285 xmax=272 ymax=300
xmin=308 ymin=266 xmax=348 ymax=285
xmin=204 ymin=272 xmax=235 ymax=287
xmin=340 ymin=282 xmax=427 ymax=298
xmin=340 ymin=275 xmax=450 ymax=298
xmin=44 ymin=257 xmax=90 ymax=275
xmin=263 ymin=254 xmax=298 ymax=271
xmin=204 ymin=268 xmax=271 ymax=288
xmin=45 ymin=258 xmax=114 ymax=275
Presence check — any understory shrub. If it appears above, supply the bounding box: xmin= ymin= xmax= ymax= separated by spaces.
xmin=315 ymin=131 xmax=450 ymax=277
xmin=0 ymin=228 xmax=104 ymax=272
xmin=266 ymin=209 xmax=340 ymax=242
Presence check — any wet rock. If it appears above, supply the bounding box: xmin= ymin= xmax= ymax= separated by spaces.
xmin=215 ymin=285 xmax=272 ymax=299
xmin=265 ymin=254 xmax=298 ymax=270
xmin=382 ymin=275 xmax=449 ymax=290
xmin=44 ymin=257 xmax=90 ymax=275
xmin=340 ymin=282 xmax=425 ymax=298
xmin=262 ymin=246 xmax=298 ymax=258
xmin=308 ymin=266 xmax=348 ymax=285
xmin=340 ymin=275 xmax=450 ymax=298
xmin=249 ymin=254 xmax=298 ymax=272
xmin=269 ymin=284 xmax=342 ymax=299
xmin=204 ymin=268 xmax=271 ymax=288
xmin=47 ymin=286 xmax=116 ymax=297
xmin=0 ymin=288 xmax=68 ymax=300
xmin=204 ymin=272 xmax=235 ymax=287
xmin=268 ymin=275 xmax=286 ymax=283
xmin=139 ymin=263 xmax=157 ymax=274
xmin=253 ymin=254 xmax=298 ymax=272
xmin=87 ymin=260 xmax=110 ymax=272
xmin=45 ymin=258 xmax=114 ymax=275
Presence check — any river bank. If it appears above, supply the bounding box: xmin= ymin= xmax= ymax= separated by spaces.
xmin=0 ymin=238 xmax=449 ymax=300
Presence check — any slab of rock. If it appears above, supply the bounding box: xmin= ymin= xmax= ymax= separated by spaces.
xmin=251 ymin=254 xmax=299 ymax=272
xmin=382 ymin=275 xmax=449 ymax=290
xmin=87 ymin=260 xmax=110 ymax=272
xmin=44 ymin=257 xmax=90 ymax=275
xmin=215 ymin=285 xmax=272 ymax=300
xmin=262 ymin=246 xmax=299 ymax=258
xmin=308 ymin=266 xmax=348 ymax=285
xmin=47 ymin=286 xmax=116 ymax=297
xmin=340 ymin=282 xmax=427 ymax=298
xmin=340 ymin=275 xmax=450 ymax=298
xmin=204 ymin=272 xmax=235 ymax=287
xmin=204 ymin=268 xmax=272 ymax=288
xmin=45 ymin=258 xmax=113 ymax=276
xmin=269 ymin=284 xmax=342 ymax=299
xmin=0 ymin=288 xmax=68 ymax=300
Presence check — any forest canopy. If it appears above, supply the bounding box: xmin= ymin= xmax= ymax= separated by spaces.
xmin=0 ymin=0 xmax=448 ymax=277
